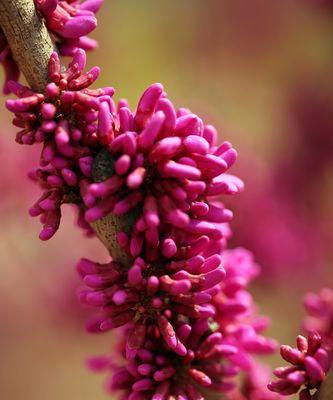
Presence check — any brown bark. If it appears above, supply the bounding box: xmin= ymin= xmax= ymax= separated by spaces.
xmin=0 ymin=0 xmax=54 ymax=92
xmin=0 ymin=0 xmax=131 ymax=265
xmin=314 ymin=370 xmax=333 ymax=400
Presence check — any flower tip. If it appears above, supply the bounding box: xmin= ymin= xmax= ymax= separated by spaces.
xmin=80 ymin=0 xmax=104 ymax=13
xmin=62 ymin=16 xmax=97 ymax=39
xmin=86 ymin=355 xmax=110 ymax=372
xmin=39 ymin=227 xmax=56 ymax=241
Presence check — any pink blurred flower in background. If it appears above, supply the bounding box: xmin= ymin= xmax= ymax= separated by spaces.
xmin=229 ymin=81 xmax=333 ymax=282
xmin=269 ymin=288 xmax=333 ymax=398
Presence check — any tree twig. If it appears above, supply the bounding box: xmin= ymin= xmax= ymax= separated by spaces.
xmin=0 ymin=0 xmax=54 ymax=92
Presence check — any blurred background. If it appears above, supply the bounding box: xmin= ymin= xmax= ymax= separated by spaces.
xmin=0 ymin=1 xmax=333 ymax=398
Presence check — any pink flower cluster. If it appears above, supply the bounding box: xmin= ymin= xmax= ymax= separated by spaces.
xmin=303 ymin=288 xmax=333 ymax=348
xmin=269 ymin=289 xmax=333 ymax=399
xmin=0 ymin=0 xmax=103 ymax=94
xmin=5 ymin=45 xmax=278 ymax=397
xmin=34 ymin=0 xmax=103 ymax=55
xmin=88 ymin=321 xmax=239 ymax=399
xmin=213 ymin=249 xmax=277 ymax=371
xmin=7 ymin=49 xmax=113 ymax=239
xmin=4 ymin=4 xmax=279 ymax=398
xmin=6 ymin=48 xmax=243 ymax=250
xmin=268 ymin=332 xmax=330 ymax=399
xmin=84 ymin=83 xmax=242 ymax=261
xmin=80 ymin=247 xmax=277 ymax=398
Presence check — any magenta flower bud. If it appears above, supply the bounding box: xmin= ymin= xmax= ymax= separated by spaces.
xmin=115 ymin=154 xmax=131 ymax=175
xmin=110 ymin=132 xmax=137 ymax=156
xmin=34 ymin=0 xmax=57 ymax=16
xmin=127 ymin=167 xmax=146 ymax=189
xmin=112 ymin=290 xmax=129 ymax=305
xmin=161 ymin=160 xmax=201 ymax=180
xmin=80 ymin=0 xmax=104 ymax=13
xmin=113 ymin=192 xmax=143 ymax=215
xmin=60 ymin=16 xmax=97 ymax=39
xmin=86 ymin=355 xmax=110 ymax=372
xmin=132 ymin=378 xmax=154 ymax=392
xmin=85 ymin=316 xmax=106 ymax=333
xmin=78 ymin=156 xmax=93 ymax=177
xmin=100 ymin=311 xmax=135 ymax=331
xmin=304 ymin=356 xmax=325 ymax=383
xmin=150 ymin=137 xmax=182 ymax=161
xmin=221 ymin=147 xmax=238 ymax=168
xmin=138 ymin=111 xmax=165 ymax=149
xmin=119 ymin=107 xmax=134 ymax=132
xmin=153 ymin=367 xmax=175 ymax=382
xmin=147 ymin=276 xmax=159 ymax=295
xmin=188 ymin=368 xmax=211 ymax=387
xmin=135 ymin=83 xmax=164 ymax=129
xmin=159 ymin=275 xmax=191 ymax=295
xmin=157 ymin=316 xmax=186 ymax=355
xmin=98 ymin=101 xmax=113 ymax=141
xmin=40 ymin=102 xmax=57 ymax=119
xmin=62 ymin=168 xmax=78 ymax=186
xmin=89 ymin=176 xmax=123 ymax=197
xmin=161 ymin=238 xmax=177 ymax=258
xmin=314 ymin=348 xmax=331 ymax=372
xmin=155 ymin=98 xmax=176 ymax=133
xmin=128 ymin=264 xmax=143 ymax=287
xmin=175 ymin=114 xmax=203 ymax=136
xmin=183 ymin=135 xmax=210 ymax=155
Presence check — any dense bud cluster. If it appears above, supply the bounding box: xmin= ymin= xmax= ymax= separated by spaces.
xmin=89 ymin=322 xmax=239 ymax=399
xmin=269 ymin=289 xmax=333 ymax=399
xmin=303 ymin=289 xmax=333 ymax=347
xmin=34 ymin=0 xmax=103 ymax=55
xmin=2 ymin=15 xmax=284 ymax=400
xmin=6 ymin=48 xmax=243 ymax=249
xmin=6 ymin=50 xmax=113 ymax=239
xmin=79 ymin=248 xmax=277 ymax=398
xmin=269 ymin=333 xmax=330 ymax=399
xmin=4 ymin=41 xmax=278 ymax=397
xmin=0 ymin=0 xmax=103 ymax=94
xmin=5 ymin=2 xmax=331 ymax=399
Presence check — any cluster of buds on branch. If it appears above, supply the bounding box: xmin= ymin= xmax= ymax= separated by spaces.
xmin=0 ymin=1 xmax=332 ymax=399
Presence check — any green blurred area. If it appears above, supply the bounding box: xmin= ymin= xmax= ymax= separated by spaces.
xmin=0 ymin=1 xmax=332 ymax=399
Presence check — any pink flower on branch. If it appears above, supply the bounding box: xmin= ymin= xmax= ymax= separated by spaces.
xmin=0 ymin=0 xmax=103 ymax=93
xmin=268 ymin=332 xmax=331 ymax=398
xmin=88 ymin=321 xmax=239 ymax=399
xmin=269 ymin=289 xmax=333 ymax=399
xmin=6 ymin=50 xmax=113 ymax=240
xmin=6 ymin=49 xmax=243 ymax=251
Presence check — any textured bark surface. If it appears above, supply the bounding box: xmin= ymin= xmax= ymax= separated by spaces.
xmin=0 ymin=0 xmax=131 ymax=265
xmin=315 ymin=370 xmax=333 ymax=400
xmin=91 ymin=213 xmax=133 ymax=266
xmin=0 ymin=0 xmax=54 ymax=92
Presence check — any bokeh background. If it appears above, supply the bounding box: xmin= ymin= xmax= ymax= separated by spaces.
xmin=0 ymin=1 xmax=333 ymax=398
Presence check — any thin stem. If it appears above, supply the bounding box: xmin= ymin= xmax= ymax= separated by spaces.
xmin=0 ymin=0 xmax=131 ymax=265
